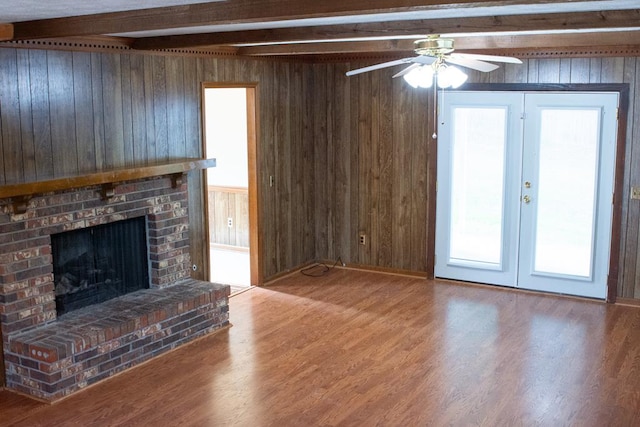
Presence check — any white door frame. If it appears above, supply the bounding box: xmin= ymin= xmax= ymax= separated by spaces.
xmin=434 ymin=86 xmax=626 ymax=301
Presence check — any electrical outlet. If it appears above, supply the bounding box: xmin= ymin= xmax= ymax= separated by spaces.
xmin=227 ymin=217 xmax=233 ymax=228
xmin=632 ymin=187 xmax=640 ymax=200
xmin=359 ymin=233 xmax=366 ymax=245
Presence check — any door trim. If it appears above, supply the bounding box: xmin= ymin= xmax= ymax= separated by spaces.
xmin=430 ymin=83 xmax=629 ymax=302
xmin=201 ymin=83 xmax=263 ymax=286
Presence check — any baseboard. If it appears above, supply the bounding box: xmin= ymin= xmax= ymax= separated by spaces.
xmin=319 ymin=260 xmax=429 ymax=279
xmin=615 ymin=297 xmax=640 ymax=307
xmin=263 ymin=259 xmax=430 ymax=285
xmin=262 ymin=260 xmax=319 ymax=285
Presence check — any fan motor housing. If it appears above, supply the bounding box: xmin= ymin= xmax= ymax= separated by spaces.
xmin=414 ymin=37 xmax=455 ymax=56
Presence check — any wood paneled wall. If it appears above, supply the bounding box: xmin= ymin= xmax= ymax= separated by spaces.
xmin=315 ymin=57 xmax=640 ymax=299
xmin=312 ymin=63 xmax=433 ymax=273
xmin=0 ymin=47 xmax=315 ymax=281
xmin=1 ymin=45 xmax=640 ymax=300
xmin=208 ymin=187 xmax=250 ymax=247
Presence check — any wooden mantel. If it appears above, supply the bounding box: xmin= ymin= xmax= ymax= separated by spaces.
xmin=0 ymin=158 xmax=216 ymax=214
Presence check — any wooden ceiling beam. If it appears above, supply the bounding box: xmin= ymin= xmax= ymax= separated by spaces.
xmin=132 ymin=9 xmax=640 ymax=50
xmin=239 ymin=40 xmax=415 ymax=56
xmin=237 ymin=30 xmax=640 ymax=56
xmin=11 ymin=0 xmax=597 ymax=40
xmin=0 ymin=23 xmax=14 ymax=41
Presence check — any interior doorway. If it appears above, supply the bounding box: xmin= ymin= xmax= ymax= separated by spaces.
xmin=435 ymin=91 xmax=619 ymax=299
xmin=203 ymin=84 xmax=260 ymax=293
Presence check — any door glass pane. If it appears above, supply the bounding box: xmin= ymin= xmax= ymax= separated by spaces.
xmin=449 ymin=108 xmax=506 ymax=266
xmin=534 ymin=108 xmax=599 ymax=277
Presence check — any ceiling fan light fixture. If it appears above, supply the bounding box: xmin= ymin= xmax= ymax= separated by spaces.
xmin=414 ymin=36 xmax=455 ymax=56
xmin=437 ymin=65 xmax=468 ymax=89
xmin=403 ymin=65 xmax=434 ymax=88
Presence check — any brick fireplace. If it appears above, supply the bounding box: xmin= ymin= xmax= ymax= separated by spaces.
xmin=0 ymin=172 xmax=229 ymax=401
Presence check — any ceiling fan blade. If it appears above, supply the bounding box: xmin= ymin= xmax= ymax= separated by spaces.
xmin=445 ymin=56 xmax=500 ymax=73
xmin=450 ymin=53 xmax=522 ymax=64
xmin=345 ymin=58 xmax=414 ymax=76
xmin=392 ymin=63 xmax=421 ymax=78
xmin=411 ymin=55 xmax=437 ymax=66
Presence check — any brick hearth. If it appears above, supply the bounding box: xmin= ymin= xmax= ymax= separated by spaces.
xmin=0 ymin=175 xmax=230 ymax=401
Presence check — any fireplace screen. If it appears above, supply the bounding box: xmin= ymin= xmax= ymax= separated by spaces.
xmin=51 ymin=216 xmax=150 ymax=316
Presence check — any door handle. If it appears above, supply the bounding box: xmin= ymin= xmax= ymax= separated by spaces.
xmin=523 ymin=195 xmax=531 ymax=204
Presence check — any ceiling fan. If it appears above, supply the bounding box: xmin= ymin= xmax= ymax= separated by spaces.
xmin=346 ymin=35 xmax=522 ymax=89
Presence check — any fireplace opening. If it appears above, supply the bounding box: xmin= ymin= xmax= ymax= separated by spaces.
xmin=51 ymin=216 xmax=150 ymax=316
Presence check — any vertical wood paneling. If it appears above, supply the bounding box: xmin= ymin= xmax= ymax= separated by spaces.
xmin=333 ymin=63 xmax=352 ymax=262
xmin=30 ymin=50 xmax=54 ymax=180
xmin=166 ymin=56 xmax=186 ymax=158
xmin=316 ymin=54 xmax=640 ymax=300
xmin=504 ymin=61 xmax=527 ymax=83
xmin=377 ymin=67 xmax=394 ymax=268
xmin=410 ymin=89 xmax=428 ymax=272
xmin=0 ymin=47 xmax=317 ymax=284
xmin=349 ymin=64 xmax=360 ymax=264
xmin=129 ymin=54 xmax=148 ymax=164
xmin=152 ymin=56 xmax=169 ymax=160
xmin=570 ymin=58 xmax=590 ymax=83
xmin=325 ymin=65 xmax=336 ymax=261
xmin=16 ymin=49 xmax=36 ymax=182
xmin=626 ymin=58 xmax=640 ymax=298
xmin=3 ymin=46 xmax=640 ymax=298
xmin=369 ymin=71 xmax=381 ymax=268
xmin=313 ymin=64 xmax=329 ymax=260
xmin=559 ymin=58 xmax=572 ymax=82
xmin=290 ymin=63 xmax=304 ymax=266
xmin=589 ymin=58 xmax=602 ymax=83
xmin=618 ymin=58 xmax=636 ymax=297
xmin=538 ymin=59 xmax=560 ymax=83
xmin=602 ymin=58 xmax=625 ymax=83
xmin=258 ymin=60 xmax=278 ymax=276
xmin=425 ymin=83 xmax=438 ymax=277
xmin=72 ymin=52 xmax=96 ymax=173
xmin=91 ymin=52 xmax=106 ymax=170
xmin=48 ymin=51 xmax=77 ymax=176
xmin=358 ymin=71 xmax=372 ymax=265
xmin=235 ymin=193 xmax=250 ymax=247
xmin=100 ymin=53 xmax=125 ymax=168
xmin=527 ymin=59 xmax=539 ymax=83
xmin=184 ymin=56 xmax=205 ymax=279
xmin=391 ymin=77 xmax=412 ymax=269
xmin=143 ymin=55 xmax=156 ymax=164
xmin=302 ymin=63 xmax=316 ymax=263
xmin=0 ymin=48 xmax=22 ymax=184
xmin=119 ymin=54 xmax=135 ymax=166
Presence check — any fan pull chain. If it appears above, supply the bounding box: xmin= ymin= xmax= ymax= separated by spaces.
xmin=432 ymin=82 xmax=438 ymax=139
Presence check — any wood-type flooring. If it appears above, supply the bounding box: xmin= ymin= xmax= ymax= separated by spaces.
xmin=1 ymin=268 xmax=640 ymax=426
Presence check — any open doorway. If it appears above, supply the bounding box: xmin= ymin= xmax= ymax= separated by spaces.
xmin=203 ymin=84 xmax=260 ymax=293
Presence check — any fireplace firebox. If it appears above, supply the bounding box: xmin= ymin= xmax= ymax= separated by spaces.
xmin=51 ymin=216 xmax=149 ymax=316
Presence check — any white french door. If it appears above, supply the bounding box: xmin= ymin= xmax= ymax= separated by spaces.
xmin=435 ymin=91 xmax=618 ymax=299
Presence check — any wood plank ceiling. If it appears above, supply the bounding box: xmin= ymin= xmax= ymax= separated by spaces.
xmin=1 ymin=0 xmax=640 ymax=58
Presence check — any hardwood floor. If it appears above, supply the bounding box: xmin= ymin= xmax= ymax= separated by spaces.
xmin=2 ymin=268 xmax=640 ymax=426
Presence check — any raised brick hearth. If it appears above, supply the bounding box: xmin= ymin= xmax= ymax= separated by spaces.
xmin=0 ymin=175 xmax=230 ymax=401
